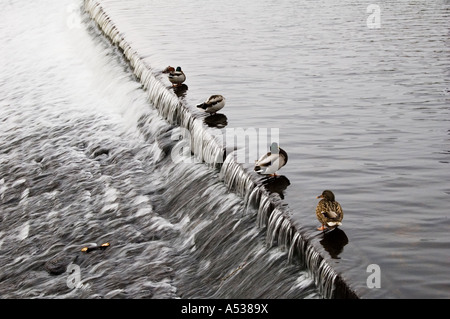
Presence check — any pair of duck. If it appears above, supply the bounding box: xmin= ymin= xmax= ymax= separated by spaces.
xmin=166 ymin=67 xmax=342 ymax=232
xmin=254 ymin=142 xmax=343 ymax=231
xmin=165 ymin=66 xmax=226 ymax=115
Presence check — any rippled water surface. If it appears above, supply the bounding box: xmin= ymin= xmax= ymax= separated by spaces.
xmin=1 ymin=0 xmax=449 ymax=298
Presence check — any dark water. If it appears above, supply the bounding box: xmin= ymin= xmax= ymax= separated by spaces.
xmin=1 ymin=0 xmax=449 ymax=299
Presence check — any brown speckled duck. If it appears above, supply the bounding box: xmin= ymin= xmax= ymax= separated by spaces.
xmin=316 ymin=190 xmax=343 ymax=231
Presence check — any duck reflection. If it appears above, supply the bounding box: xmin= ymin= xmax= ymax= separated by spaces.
xmin=204 ymin=113 xmax=228 ymax=129
xmin=172 ymin=83 xmax=188 ymax=98
xmin=319 ymin=228 xmax=349 ymax=259
xmin=261 ymin=175 xmax=290 ymax=199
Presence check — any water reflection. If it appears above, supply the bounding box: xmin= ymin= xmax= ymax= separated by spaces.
xmin=172 ymin=83 xmax=188 ymax=98
xmin=319 ymin=228 xmax=349 ymax=259
xmin=261 ymin=175 xmax=291 ymax=199
xmin=204 ymin=113 xmax=228 ymax=129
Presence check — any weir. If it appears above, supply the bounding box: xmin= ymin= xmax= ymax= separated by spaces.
xmin=83 ymin=0 xmax=358 ymax=299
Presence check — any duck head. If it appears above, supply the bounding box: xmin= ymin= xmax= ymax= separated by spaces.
xmin=163 ymin=66 xmax=175 ymax=73
xmin=317 ymin=190 xmax=335 ymax=202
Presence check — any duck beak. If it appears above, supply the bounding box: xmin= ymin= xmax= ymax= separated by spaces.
xmin=316 ymin=195 xmax=323 ymax=199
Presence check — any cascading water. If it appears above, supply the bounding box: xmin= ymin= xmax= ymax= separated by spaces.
xmin=82 ymin=0 xmax=358 ymax=299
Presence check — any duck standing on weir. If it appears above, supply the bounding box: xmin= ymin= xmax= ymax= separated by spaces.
xmin=167 ymin=66 xmax=186 ymax=87
xmin=315 ymin=190 xmax=343 ymax=231
xmin=254 ymin=142 xmax=288 ymax=177
xmin=196 ymin=95 xmax=226 ymax=115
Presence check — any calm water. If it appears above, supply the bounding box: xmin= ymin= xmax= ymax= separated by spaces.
xmin=1 ymin=0 xmax=449 ymax=298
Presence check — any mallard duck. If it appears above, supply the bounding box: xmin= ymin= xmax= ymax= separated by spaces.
xmin=196 ymin=95 xmax=226 ymax=115
xmin=316 ymin=190 xmax=343 ymax=231
xmin=168 ymin=66 xmax=186 ymax=87
xmin=254 ymin=142 xmax=288 ymax=176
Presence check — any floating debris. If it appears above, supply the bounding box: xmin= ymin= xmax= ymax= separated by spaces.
xmin=220 ymin=261 xmax=247 ymax=283
xmin=81 ymin=242 xmax=111 ymax=253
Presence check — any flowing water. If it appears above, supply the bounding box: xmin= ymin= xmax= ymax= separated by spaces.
xmin=0 ymin=0 xmax=449 ymax=299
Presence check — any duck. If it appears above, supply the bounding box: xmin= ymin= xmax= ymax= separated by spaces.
xmin=168 ymin=66 xmax=186 ymax=87
xmin=196 ymin=95 xmax=226 ymax=115
xmin=254 ymin=142 xmax=288 ymax=176
xmin=315 ymin=190 xmax=343 ymax=231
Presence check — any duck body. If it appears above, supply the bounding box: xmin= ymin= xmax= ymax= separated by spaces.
xmin=254 ymin=142 xmax=288 ymax=176
xmin=316 ymin=190 xmax=343 ymax=231
xmin=168 ymin=66 xmax=186 ymax=86
xmin=197 ymin=95 xmax=226 ymax=114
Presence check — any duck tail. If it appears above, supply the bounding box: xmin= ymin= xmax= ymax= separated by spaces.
xmin=327 ymin=221 xmax=342 ymax=227
xmin=255 ymin=163 xmax=269 ymax=174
